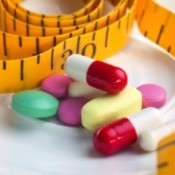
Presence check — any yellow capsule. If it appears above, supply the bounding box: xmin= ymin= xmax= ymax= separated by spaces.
xmin=81 ymin=87 xmax=142 ymax=131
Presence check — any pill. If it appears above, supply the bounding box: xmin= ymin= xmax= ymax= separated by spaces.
xmin=139 ymin=120 xmax=175 ymax=152
xmin=82 ymin=87 xmax=142 ymax=131
xmin=11 ymin=90 xmax=59 ymax=118
xmin=68 ymin=81 xmax=106 ymax=99
xmin=65 ymin=54 xmax=128 ymax=94
xmin=58 ymin=98 xmax=87 ymax=126
xmin=41 ymin=74 xmax=73 ymax=98
xmin=93 ymin=108 xmax=163 ymax=155
xmin=137 ymin=84 xmax=167 ymax=108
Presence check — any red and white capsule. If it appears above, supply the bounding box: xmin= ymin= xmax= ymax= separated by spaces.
xmin=65 ymin=54 xmax=128 ymax=94
xmin=93 ymin=108 xmax=163 ymax=155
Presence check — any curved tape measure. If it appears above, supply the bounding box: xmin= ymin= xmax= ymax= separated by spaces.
xmin=0 ymin=0 xmax=174 ymax=93
xmin=0 ymin=0 xmax=175 ymax=93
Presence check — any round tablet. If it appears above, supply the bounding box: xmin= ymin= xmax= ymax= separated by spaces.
xmin=11 ymin=90 xmax=59 ymax=118
xmin=41 ymin=74 xmax=73 ymax=98
xmin=58 ymin=98 xmax=87 ymax=126
xmin=137 ymin=84 xmax=166 ymax=108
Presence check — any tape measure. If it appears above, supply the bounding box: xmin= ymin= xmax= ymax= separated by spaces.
xmin=157 ymin=132 xmax=175 ymax=175
xmin=0 ymin=0 xmax=174 ymax=93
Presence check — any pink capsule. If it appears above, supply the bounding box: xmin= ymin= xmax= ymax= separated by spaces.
xmin=65 ymin=54 xmax=127 ymax=94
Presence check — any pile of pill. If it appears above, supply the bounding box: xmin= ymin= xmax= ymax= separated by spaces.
xmin=11 ymin=54 xmax=167 ymax=155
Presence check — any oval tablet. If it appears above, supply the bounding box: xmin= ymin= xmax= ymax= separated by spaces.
xmin=137 ymin=84 xmax=166 ymax=108
xmin=11 ymin=90 xmax=59 ymax=118
xmin=82 ymin=87 xmax=142 ymax=130
xmin=41 ymin=74 xmax=72 ymax=98
xmin=58 ymin=98 xmax=87 ymax=126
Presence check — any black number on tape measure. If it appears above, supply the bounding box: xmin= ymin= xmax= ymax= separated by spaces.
xmin=61 ymin=42 xmax=96 ymax=70
xmin=81 ymin=43 xmax=96 ymax=58
xmin=61 ymin=49 xmax=73 ymax=70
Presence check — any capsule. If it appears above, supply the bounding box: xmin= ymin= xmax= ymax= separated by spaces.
xmin=65 ymin=54 xmax=128 ymax=94
xmin=139 ymin=120 xmax=175 ymax=152
xmin=93 ymin=108 xmax=163 ymax=155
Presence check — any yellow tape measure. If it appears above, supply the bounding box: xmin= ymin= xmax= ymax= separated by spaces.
xmin=0 ymin=0 xmax=174 ymax=93
xmin=157 ymin=132 xmax=175 ymax=175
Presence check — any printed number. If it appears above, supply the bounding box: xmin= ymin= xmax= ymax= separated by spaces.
xmin=61 ymin=43 xmax=97 ymax=70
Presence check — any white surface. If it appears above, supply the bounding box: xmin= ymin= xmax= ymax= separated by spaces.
xmin=65 ymin=54 xmax=93 ymax=83
xmin=0 ymin=0 xmax=175 ymax=175
xmin=128 ymin=108 xmax=163 ymax=136
xmin=139 ymin=120 xmax=175 ymax=152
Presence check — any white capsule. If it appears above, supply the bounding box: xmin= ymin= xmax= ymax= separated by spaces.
xmin=139 ymin=120 xmax=175 ymax=152
xmin=65 ymin=54 xmax=93 ymax=83
xmin=68 ymin=81 xmax=105 ymax=99
xmin=128 ymin=107 xmax=164 ymax=136
xmin=65 ymin=54 xmax=128 ymax=94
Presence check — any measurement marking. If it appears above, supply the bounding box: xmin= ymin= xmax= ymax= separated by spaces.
xmin=94 ymin=21 xmax=98 ymax=31
xmin=69 ymin=33 xmax=73 ymax=38
xmin=3 ymin=33 xmax=7 ymax=56
xmin=53 ymin=36 xmax=57 ymax=47
xmin=118 ymin=20 xmax=121 ymax=29
xmin=83 ymin=27 xmax=86 ymax=34
xmin=26 ymin=24 xmax=29 ymax=36
xmin=4 ymin=11 xmax=7 ymax=32
xmin=105 ymin=27 xmax=109 ymax=48
xmin=167 ymin=46 xmax=172 ymax=53
xmin=92 ymin=32 xmax=96 ymax=40
xmin=20 ymin=60 xmax=24 ymax=81
xmin=36 ymin=38 xmax=40 ymax=54
xmin=144 ymin=30 xmax=148 ymax=37
xmin=41 ymin=19 xmax=44 ymax=27
xmin=76 ymin=36 xmax=81 ymax=53
xmin=2 ymin=61 xmax=6 ymax=70
xmin=37 ymin=55 xmax=40 ymax=64
xmin=51 ymin=49 xmax=54 ymax=70
xmin=59 ymin=28 xmax=63 ymax=35
xmin=13 ymin=18 xmax=16 ymax=31
xmin=73 ymin=19 xmax=76 ymax=25
xmin=15 ymin=3 xmax=19 ymax=8
xmin=87 ymin=15 xmax=91 ymax=22
xmin=106 ymin=16 xmax=110 ymax=26
xmin=158 ymin=162 xmax=168 ymax=169
xmin=57 ymin=20 xmax=60 ymax=27
xmin=27 ymin=10 xmax=30 ymax=15
xmin=63 ymin=41 xmax=66 ymax=50
xmin=116 ymin=9 xmax=120 ymax=20
xmin=18 ymin=36 xmax=22 ymax=47
xmin=156 ymin=25 xmax=164 ymax=44
xmin=26 ymin=15 xmax=29 ymax=24
xmin=158 ymin=140 xmax=175 ymax=151
xmin=42 ymin=27 xmax=46 ymax=36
